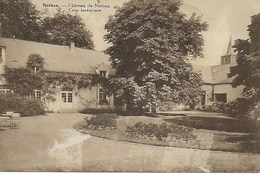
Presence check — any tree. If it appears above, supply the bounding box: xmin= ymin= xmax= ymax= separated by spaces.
xmin=42 ymin=10 xmax=94 ymax=49
xmin=229 ymin=13 xmax=260 ymax=103
xmin=26 ymin=54 xmax=45 ymax=73
xmin=0 ymin=0 xmax=44 ymax=41
xmin=104 ymin=0 xmax=208 ymax=114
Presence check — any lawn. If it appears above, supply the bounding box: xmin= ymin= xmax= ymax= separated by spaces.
xmin=74 ymin=111 xmax=260 ymax=154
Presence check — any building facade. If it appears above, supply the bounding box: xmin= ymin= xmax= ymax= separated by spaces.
xmin=193 ymin=38 xmax=244 ymax=107
xmin=0 ymin=37 xmax=244 ymax=112
xmin=0 ymin=37 xmax=118 ymax=112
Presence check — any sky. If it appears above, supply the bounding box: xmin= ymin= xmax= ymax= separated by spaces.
xmin=31 ymin=0 xmax=260 ymax=66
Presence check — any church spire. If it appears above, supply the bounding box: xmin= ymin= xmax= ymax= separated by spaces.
xmin=226 ymin=36 xmax=233 ymax=55
xmin=221 ymin=36 xmax=235 ymax=65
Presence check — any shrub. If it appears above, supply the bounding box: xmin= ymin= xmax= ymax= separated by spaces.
xmin=201 ymin=99 xmax=253 ymax=117
xmin=84 ymin=115 xmax=118 ymax=130
xmin=225 ymin=99 xmax=250 ymax=118
xmin=125 ymin=122 xmax=196 ymax=142
xmin=80 ymin=108 xmax=118 ymax=114
xmin=0 ymin=93 xmax=45 ymax=116
xmin=207 ymin=101 xmax=227 ymax=113
xmin=248 ymin=102 xmax=260 ymax=122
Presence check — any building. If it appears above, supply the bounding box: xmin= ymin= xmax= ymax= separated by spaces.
xmin=0 ymin=37 xmax=118 ymax=112
xmin=0 ymin=37 xmax=244 ymax=112
xmin=193 ymin=38 xmax=244 ymax=107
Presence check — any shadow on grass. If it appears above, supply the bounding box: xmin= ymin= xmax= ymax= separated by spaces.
xmin=225 ymin=134 xmax=260 ymax=153
xmin=157 ymin=113 xmax=187 ymax=117
xmin=164 ymin=116 xmax=258 ymax=133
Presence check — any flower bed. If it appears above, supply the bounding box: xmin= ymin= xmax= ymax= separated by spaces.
xmin=84 ymin=114 xmax=118 ymax=130
xmin=125 ymin=122 xmax=197 ymax=142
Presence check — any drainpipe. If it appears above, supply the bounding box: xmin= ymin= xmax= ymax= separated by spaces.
xmin=211 ymin=84 xmax=215 ymax=102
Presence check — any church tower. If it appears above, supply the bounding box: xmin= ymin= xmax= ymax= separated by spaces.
xmin=220 ymin=37 xmax=236 ymax=65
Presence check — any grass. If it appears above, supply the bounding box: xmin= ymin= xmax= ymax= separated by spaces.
xmin=164 ymin=116 xmax=258 ymax=133
xmin=74 ymin=111 xmax=260 ymax=154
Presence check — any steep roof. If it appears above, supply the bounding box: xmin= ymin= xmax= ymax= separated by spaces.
xmin=225 ymin=36 xmax=234 ymax=55
xmin=0 ymin=37 xmax=115 ymax=75
xmin=192 ymin=64 xmax=213 ymax=83
xmin=192 ymin=62 xmax=236 ymax=84
xmin=210 ymin=63 xmax=235 ymax=83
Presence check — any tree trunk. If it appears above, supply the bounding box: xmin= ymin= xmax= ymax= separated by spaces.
xmin=151 ymin=104 xmax=157 ymax=114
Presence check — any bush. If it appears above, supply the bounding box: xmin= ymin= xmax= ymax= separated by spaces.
xmin=125 ymin=122 xmax=196 ymax=141
xmin=0 ymin=93 xmax=45 ymax=116
xmin=201 ymin=101 xmax=227 ymax=113
xmin=80 ymin=108 xmax=118 ymax=114
xmin=84 ymin=115 xmax=118 ymax=130
xmin=248 ymin=102 xmax=260 ymax=121
xmin=225 ymin=99 xmax=250 ymax=118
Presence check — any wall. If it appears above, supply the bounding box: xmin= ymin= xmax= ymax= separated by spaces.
xmin=214 ymin=84 xmax=244 ymax=102
xmin=202 ymin=84 xmax=214 ymax=106
xmin=45 ymin=85 xmax=115 ymax=113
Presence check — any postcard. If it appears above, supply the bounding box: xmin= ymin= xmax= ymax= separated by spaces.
xmin=0 ymin=0 xmax=260 ymax=172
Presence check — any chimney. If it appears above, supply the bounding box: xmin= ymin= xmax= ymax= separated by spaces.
xmin=70 ymin=42 xmax=75 ymax=51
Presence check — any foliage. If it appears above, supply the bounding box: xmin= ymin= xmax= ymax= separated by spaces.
xmin=0 ymin=0 xmax=44 ymax=41
xmin=229 ymin=13 xmax=260 ymax=104
xmin=84 ymin=115 xmax=118 ymax=130
xmin=202 ymin=101 xmax=227 ymax=113
xmin=0 ymin=1 xmax=94 ymax=49
xmin=4 ymin=68 xmax=99 ymax=100
xmin=44 ymin=71 xmax=95 ymax=90
xmin=201 ymin=99 xmax=252 ymax=119
xmin=225 ymin=99 xmax=251 ymax=118
xmin=0 ymin=93 xmax=45 ymax=116
xmin=125 ymin=122 xmax=196 ymax=141
xmin=3 ymin=66 xmax=44 ymax=96
xmin=42 ymin=10 xmax=94 ymax=49
xmin=26 ymin=54 xmax=45 ymax=72
xmin=3 ymin=54 xmax=102 ymax=109
xmin=158 ymin=101 xmax=191 ymax=111
xmin=248 ymin=102 xmax=260 ymax=121
xmin=80 ymin=108 xmax=118 ymax=114
xmin=104 ymin=0 xmax=208 ymax=113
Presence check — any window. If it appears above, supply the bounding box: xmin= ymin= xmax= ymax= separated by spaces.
xmin=61 ymin=89 xmax=73 ymax=103
xmin=214 ymin=93 xmax=227 ymax=103
xmin=31 ymin=90 xmax=41 ymax=99
xmin=224 ymin=57 xmax=231 ymax=64
xmin=100 ymin=71 xmax=107 ymax=77
xmin=68 ymin=93 xmax=73 ymax=103
xmin=34 ymin=66 xmax=40 ymax=74
xmin=98 ymin=88 xmax=107 ymax=104
xmin=0 ymin=85 xmax=11 ymax=93
xmin=222 ymin=56 xmax=231 ymax=65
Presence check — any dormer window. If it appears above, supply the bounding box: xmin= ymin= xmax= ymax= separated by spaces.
xmin=34 ymin=66 xmax=40 ymax=74
xmin=100 ymin=71 xmax=107 ymax=77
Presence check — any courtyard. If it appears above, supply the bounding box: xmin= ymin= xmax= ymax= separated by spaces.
xmin=0 ymin=112 xmax=260 ymax=172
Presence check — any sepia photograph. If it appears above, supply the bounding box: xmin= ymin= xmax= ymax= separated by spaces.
xmin=0 ymin=0 xmax=260 ymax=172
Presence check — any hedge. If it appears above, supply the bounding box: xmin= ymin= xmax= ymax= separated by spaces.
xmin=0 ymin=93 xmax=45 ymax=116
